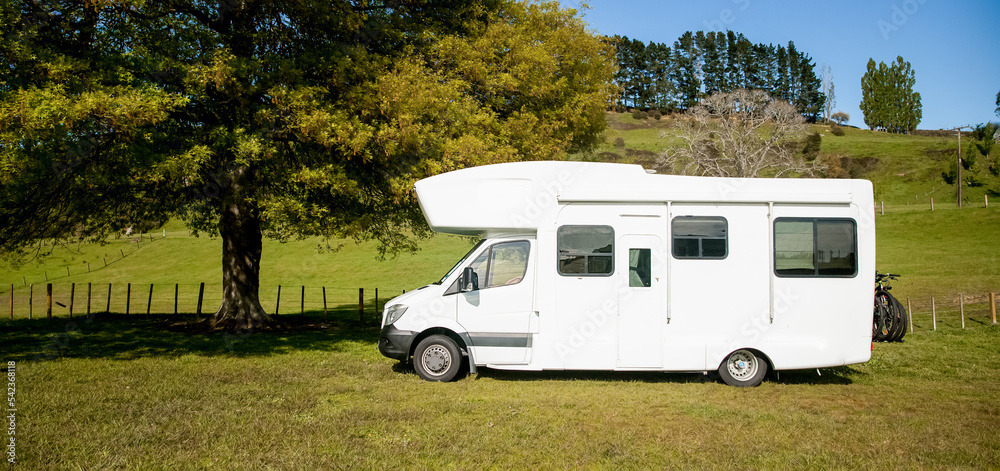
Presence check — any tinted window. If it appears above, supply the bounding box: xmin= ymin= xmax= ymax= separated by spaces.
xmin=774 ymin=218 xmax=857 ymax=277
xmin=629 ymin=248 xmax=651 ymax=287
xmin=672 ymin=217 xmax=728 ymax=259
xmin=558 ymin=225 xmax=614 ymax=276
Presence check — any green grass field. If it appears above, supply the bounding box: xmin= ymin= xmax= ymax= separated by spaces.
xmin=3 ymin=112 xmax=1000 ymax=469
xmin=4 ymin=315 xmax=999 ymax=468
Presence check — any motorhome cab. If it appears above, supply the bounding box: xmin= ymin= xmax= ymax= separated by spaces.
xmin=378 ymin=161 xmax=875 ymax=386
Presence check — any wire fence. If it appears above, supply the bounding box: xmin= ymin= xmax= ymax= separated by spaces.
xmin=904 ymin=292 xmax=999 ymax=332
xmin=0 ymin=282 xmax=407 ymax=323
xmin=6 ymin=282 xmax=996 ymax=333
xmin=875 ymin=195 xmax=992 ymax=214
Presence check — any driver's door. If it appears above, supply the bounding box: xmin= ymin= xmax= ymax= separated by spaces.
xmin=453 ymin=240 xmax=534 ymax=365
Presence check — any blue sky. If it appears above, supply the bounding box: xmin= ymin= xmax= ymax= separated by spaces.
xmin=560 ymin=0 xmax=1000 ymax=130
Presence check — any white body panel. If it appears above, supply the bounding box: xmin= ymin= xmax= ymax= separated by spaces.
xmin=385 ymin=161 xmax=875 ymax=374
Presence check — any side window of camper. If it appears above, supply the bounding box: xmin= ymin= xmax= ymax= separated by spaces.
xmin=672 ymin=216 xmax=728 ymax=259
xmin=557 ymin=225 xmax=614 ymax=276
xmin=774 ymin=218 xmax=857 ymax=277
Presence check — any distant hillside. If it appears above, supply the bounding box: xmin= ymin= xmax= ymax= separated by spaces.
xmin=573 ymin=112 xmax=991 ymax=208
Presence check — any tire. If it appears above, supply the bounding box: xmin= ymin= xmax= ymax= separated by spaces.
xmin=873 ymin=291 xmax=893 ymax=342
xmin=890 ymin=295 xmax=910 ymax=342
xmin=413 ymin=335 xmax=463 ymax=382
xmin=718 ymin=349 xmax=768 ymax=387
xmin=888 ymin=294 xmax=908 ymax=342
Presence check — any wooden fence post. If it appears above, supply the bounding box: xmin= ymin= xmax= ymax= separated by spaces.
xmin=931 ymin=297 xmax=936 ymax=331
xmin=69 ymin=283 xmax=75 ymax=318
xmin=275 ymin=285 xmax=281 ymax=315
xmin=358 ymin=288 xmax=364 ymax=323
xmin=196 ymin=282 xmax=205 ymax=318
xmin=174 ymin=284 xmax=179 ymax=315
xmin=147 ymin=283 xmax=154 ymax=315
xmin=991 ymin=293 xmax=997 ymax=325
xmin=106 ymin=283 xmax=112 ymax=313
xmin=301 ymin=285 xmax=305 ymax=315
xmin=322 ymin=287 xmax=328 ymax=319
xmin=28 ymin=284 xmax=33 ymax=319
xmin=959 ymin=293 xmax=965 ymax=329
xmin=907 ymin=297 xmax=913 ymax=333
xmin=930 ymin=198 xmax=934 ymax=211
xmin=46 ymin=283 xmax=52 ymax=318
xmin=126 ymin=283 xmax=131 ymax=315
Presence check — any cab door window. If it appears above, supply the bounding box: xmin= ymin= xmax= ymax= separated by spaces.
xmin=459 ymin=241 xmax=531 ymax=292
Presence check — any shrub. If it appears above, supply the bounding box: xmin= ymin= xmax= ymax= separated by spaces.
xmin=631 ymin=110 xmax=648 ymax=120
xmin=801 ymin=132 xmax=822 ymax=161
xmin=830 ymin=125 xmax=845 ymax=136
xmin=649 ymin=109 xmax=662 ymax=120
xmin=613 ymin=137 xmax=625 ymax=149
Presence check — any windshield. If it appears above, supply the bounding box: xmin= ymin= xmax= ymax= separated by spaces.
xmin=435 ymin=240 xmax=486 ymax=284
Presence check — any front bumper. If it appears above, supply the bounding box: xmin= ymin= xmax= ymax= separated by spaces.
xmin=378 ymin=324 xmax=418 ymax=361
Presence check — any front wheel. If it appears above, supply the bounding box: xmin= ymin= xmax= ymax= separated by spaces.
xmin=413 ymin=335 xmax=463 ymax=382
xmin=719 ymin=349 xmax=768 ymax=387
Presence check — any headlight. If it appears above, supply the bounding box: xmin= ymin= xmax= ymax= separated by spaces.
xmin=384 ymin=304 xmax=408 ymax=325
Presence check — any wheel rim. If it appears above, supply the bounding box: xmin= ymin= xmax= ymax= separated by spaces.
xmin=420 ymin=345 xmax=452 ymax=377
xmin=727 ymin=350 xmax=759 ymax=381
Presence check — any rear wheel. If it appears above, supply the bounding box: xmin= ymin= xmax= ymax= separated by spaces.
xmin=888 ymin=294 xmax=908 ymax=342
xmin=413 ymin=335 xmax=462 ymax=382
xmin=873 ymin=291 xmax=893 ymax=341
xmin=719 ymin=349 xmax=768 ymax=387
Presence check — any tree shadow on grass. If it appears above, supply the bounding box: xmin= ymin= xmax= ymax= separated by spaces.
xmin=0 ymin=307 xmax=381 ymax=362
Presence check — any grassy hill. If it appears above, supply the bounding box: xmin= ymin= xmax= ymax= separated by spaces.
xmin=581 ymin=112 xmax=990 ymax=207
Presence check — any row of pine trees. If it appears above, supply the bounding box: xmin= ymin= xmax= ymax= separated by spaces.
xmin=608 ymin=30 xmax=825 ymax=121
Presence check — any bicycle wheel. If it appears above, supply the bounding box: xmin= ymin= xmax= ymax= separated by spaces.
xmin=888 ymin=293 xmax=908 ymax=342
xmin=873 ymin=291 xmax=892 ymax=342
xmin=884 ymin=292 xmax=904 ymax=341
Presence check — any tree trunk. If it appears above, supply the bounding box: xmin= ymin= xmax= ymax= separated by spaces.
xmin=208 ymin=199 xmax=276 ymax=330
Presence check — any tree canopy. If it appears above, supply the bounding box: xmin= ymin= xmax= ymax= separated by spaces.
xmin=0 ymin=0 xmax=616 ymax=328
xmin=608 ymin=31 xmax=825 ymax=121
xmin=859 ymin=56 xmax=922 ymax=133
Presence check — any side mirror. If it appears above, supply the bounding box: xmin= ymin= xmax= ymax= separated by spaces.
xmin=460 ymin=267 xmax=479 ymax=292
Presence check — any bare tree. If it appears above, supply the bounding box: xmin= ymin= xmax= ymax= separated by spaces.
xmin=821 ymin=64 xmax=836 ymax=122
xmin=659 ymin=89 xmax=814 ymax=178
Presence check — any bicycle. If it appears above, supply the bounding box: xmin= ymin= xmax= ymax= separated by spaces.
xmin=874 ymin=272 xmax=907 ymax=342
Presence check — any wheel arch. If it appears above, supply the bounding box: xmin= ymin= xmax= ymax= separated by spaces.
xmin=409 ymin=327 xmax=469 ymax=360
xmin=712 ymin=347 xmax=775 ymax=373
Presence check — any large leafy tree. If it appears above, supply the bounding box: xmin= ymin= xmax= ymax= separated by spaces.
xmin=0 ymin=0 xmax=616 ymax=329
xmin=860 ymin=56 xmax=922 ymax=133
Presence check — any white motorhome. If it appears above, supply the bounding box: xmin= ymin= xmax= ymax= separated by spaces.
xmin=378 ymin=161 xmax=875 ymax=386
